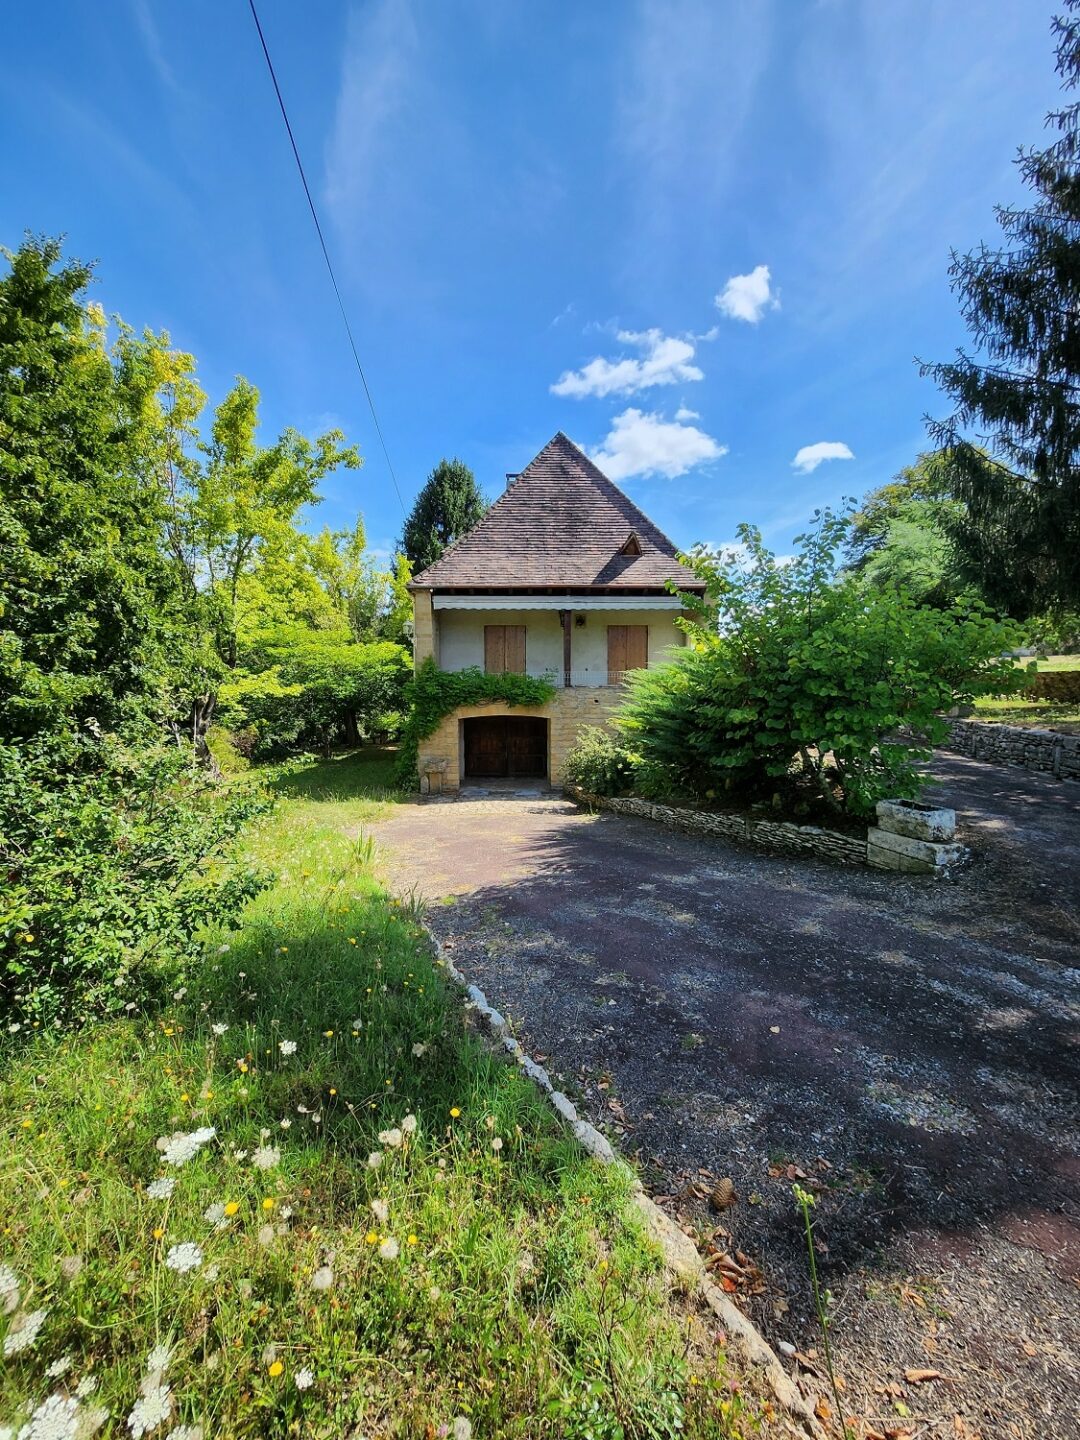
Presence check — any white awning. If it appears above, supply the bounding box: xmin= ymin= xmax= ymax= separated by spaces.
xmin=432 ymin=594 xmax=687 ymax=611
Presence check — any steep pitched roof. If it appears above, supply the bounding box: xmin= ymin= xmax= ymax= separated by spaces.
xmin=411 ymin=433 xmax=705 ymax=591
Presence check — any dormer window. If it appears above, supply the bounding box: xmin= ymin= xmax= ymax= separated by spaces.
xmin=619 ymin=532 xmax=643 ymax=557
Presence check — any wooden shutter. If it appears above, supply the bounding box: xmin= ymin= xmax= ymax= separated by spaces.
xmin=607 ymin=625 xmax=648 ymax=684
xmin=484 ymin=625 xmax=526 ymax=674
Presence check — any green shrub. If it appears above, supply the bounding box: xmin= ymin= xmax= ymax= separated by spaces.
xmin=561 ymin=727 xmax=638 ymax=796
xmin=217 ymin=631 xmax=410 ymax=758
xmin=620 ymin=512 xmax=1024 ymax=816
xmin=395 ymin=660 xmax=556 ymax=786
xmin=0 ymin=731 xmax=274 ymax=1028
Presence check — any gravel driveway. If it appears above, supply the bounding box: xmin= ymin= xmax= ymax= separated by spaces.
xmin=373 ymin=755 xmax=1080 ymax=1438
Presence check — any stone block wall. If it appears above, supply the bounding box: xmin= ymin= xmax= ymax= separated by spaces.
xmin=943 ymin=719 xmax=1080 ymax=781
xmin=419 ymin=688 xmax=623 ymax=791
xmin=566 ymin=790 xmax=868 ymax=865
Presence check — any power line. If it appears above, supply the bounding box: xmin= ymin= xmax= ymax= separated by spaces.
xmin=247 ymin=0 xmax=407 ymax=516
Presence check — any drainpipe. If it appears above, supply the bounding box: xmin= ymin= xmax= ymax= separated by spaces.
xmin=559 ymin=609 xmax=572 ymax=689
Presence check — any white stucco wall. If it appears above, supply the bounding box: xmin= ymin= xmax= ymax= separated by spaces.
xmin=435 ymin=607 xmax=684 ymax=683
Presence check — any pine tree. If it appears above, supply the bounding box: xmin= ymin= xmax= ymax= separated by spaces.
xmin=400 ymin=458 xmax=486 ymax=573
xmin=923 ymin=4 xmax=1080 ymax=617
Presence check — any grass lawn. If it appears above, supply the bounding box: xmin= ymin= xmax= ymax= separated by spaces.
xmin=1 ymin=750 xmax=757 ymax=1439
xmin=969 ymin=654 xmax=1080 ymax=733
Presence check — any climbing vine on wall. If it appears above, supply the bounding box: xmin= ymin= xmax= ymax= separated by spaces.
xmin=394 ymin=659 xmax=556 ymax=786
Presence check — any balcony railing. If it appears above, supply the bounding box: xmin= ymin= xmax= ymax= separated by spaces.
xmin=462 ymin=667 xmax=642 ymax=688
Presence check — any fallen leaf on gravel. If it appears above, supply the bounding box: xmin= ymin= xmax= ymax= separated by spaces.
xmin=904 ymin=1367 xmax=944 ymax=1383
xmin=814 ymin=1398 xmax=831 ymax=1422
xmin=719 ymin=1275 xmax=738 ymax=1293
xmin=769 ymin=1025 xmax=780 ymax=1033
xmin=953 ymin=1418 xmax=982 ymax=1438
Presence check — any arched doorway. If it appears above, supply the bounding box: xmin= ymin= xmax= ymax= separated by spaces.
xmin=462 ymin=716 xmax=548 ymax=780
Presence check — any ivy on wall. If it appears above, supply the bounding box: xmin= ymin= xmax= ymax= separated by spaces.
xmin=394 ymin=659 xmax=557 ymax=786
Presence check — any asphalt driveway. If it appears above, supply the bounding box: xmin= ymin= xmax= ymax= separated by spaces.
xmin=373 ymin=755 xmax=1080 ymax=1437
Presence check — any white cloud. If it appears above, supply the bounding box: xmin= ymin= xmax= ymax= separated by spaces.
xmin=715 ymin=265 xmax=778 ymax=324
xmin=674 ymin=406 xmax=700 ymax=421
xmin=791 ymin=441 xmax=854 ymax=474
xmin=551 ymin=329 xmax=703 ymax=400
xmin=590 ymin=408 xmax=726 ymax=482
xmin=324 ymin=0 xmax=418 ymax=227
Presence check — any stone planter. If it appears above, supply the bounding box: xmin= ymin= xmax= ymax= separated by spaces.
xmin=874 ymin=798 xmax=956 ymax=843
xmin=867 ymin=798 xmax=964 ymax=873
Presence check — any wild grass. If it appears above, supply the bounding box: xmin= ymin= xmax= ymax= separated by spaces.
xmin=971 ymin=695 xmax=1080 ymax=733
xmin=0 ymin=749 xmax=754 ymax=1439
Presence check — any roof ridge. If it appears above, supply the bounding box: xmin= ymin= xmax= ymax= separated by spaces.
xmin=410 ymin=432 xmax=703 ymax=590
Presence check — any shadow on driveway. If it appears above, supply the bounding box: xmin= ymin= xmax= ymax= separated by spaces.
xmin=374 ymin=755 xmax=1080 ymax=1434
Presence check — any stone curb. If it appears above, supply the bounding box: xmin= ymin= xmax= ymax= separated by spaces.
xmin=432 ymin=931 xmax=826 ymax=1437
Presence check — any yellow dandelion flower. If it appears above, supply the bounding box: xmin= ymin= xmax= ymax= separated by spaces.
xmin=365 ymin=1231 xmax=378 ymax=1245
xmin=20 ymin=1119 xmax=32 ymax=1129
xmin=407 ymin=1234 xmax=418 ymax=1247
xmin=224 ymin=1201 xmax=240 ymax=1217
xmin=262 ymin=1197 xmax=275 ymax=1211
xmin=153 ymin=1227 xmax=164 ymax=1240
xmin=329 ymin=1088 xmax=337 ymax=1096
xmin=450 ymin=1107 xmax=461 ymax=1118
xmin=268 ymin=1360 xmax=283 ymax=1377
xmin=180 ymin=1093 xmax=190 ymax=1103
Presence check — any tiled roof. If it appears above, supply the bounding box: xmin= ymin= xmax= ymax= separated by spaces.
xmin=411 ymin=433 xmax=705 ymax=591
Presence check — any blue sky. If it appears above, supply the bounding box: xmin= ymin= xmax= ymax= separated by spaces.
xmin=0 ymin=1 xmax=1057 ymax=559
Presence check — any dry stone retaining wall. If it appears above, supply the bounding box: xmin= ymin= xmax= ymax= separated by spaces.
xmin=944 ymin=718 xmax=1080 ymax=781
xmin=566 ymin=788 xmax=868 ymax=865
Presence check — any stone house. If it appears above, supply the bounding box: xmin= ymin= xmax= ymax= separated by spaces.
xmin=408 ymin=432 xmax=705 ymax=791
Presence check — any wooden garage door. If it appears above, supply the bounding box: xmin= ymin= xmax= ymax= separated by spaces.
xmin=463 ymin=717 xmax=547 ymax=778
xmin=484 ymin=625 xmax=526 ymax=674
xmin=607 ymin=625 xmax=648 ymax=685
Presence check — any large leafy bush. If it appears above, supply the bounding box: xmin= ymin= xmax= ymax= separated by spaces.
xmin=217 ymin=628 xmax=410 ymax=757
xmin=0 ymin=732 xmax=273 ymax=1027
xmin=619 ymin=513 xmax=1023 ymax=816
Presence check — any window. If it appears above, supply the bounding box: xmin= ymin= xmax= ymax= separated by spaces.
xmin=484 ymin=624 xmax=526 ymax=674
xmin=607 ymin=625 xmax=648 ymax=684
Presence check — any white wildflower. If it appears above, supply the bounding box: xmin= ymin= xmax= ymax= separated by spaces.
xmin=127 ymin=1382 xmax=172 ymax=1438
xmin=201 ymin=1264 xmax=220 ymax=1283
xmin=378 ymin=1238 xmax=399 ymax=1261
xmin=158 ymin=1128 xmax=215 ymax=1168
xmin=76 ymin=1377 xmax=98 ymax=1399
xmin=279 ymin=1205 xmax=294 ymax=1220
xmin=172 ymin=988 xmax=187 ymax=1001
xmin=367 ymin=1151 xmax=383 ymax=1170
xmin=3 ymin=1306 xmax=47 ymax=1355
xmin=310 ymin=1113 xmax=321 ymax=1126
xmin=203 ymin=1203 xmax=227 ymax=1227
xmin=278 ymin=1040 xmax=297 ymax=1056
xmin=251 ymin=1146 xmax=280 ymax=1171
xmin=211 ymin=1023 xmax=228 ymax=1036
xmin=233 ymin=1150 xmax=248 ymax=1162
xmin=491 ymin=1137 xmax=503 ymax=1152
xmin=217 ymin=944 xmax=230 ymax=955
xmin=46 ymin=1354 xmax=74 ymax=1378
xmin=371 ymin=1199 xmax=389 ymax=1226
xmin=0 ymin=1262 xmax=19 ymax=1313
xmin=146 ymin=1177 xmax=175 ymax=1201
xmin=452 ymin=1418 xmax=472 ymax=1440
xmin=294 ymin=1368 xmax=314 ymax=1391
xmin=279 ymin=1119 xmax=291 ymax=1130
xmin=165 ymin=1428 xmax=202 ymax=1440
xmin=164 ymin=1243 xmax=203 ymax=1274
xmin=411 ymin=1042 xmax=427 ymax=1058
xmin=401 ymin=1114 xmax=417 ymax=1135
xmin=257 ymin=1225 xmax=275 ymax=1248
xmin=310 ymin=1266 xmax=333 ymax=1292
xmin=378 ymin=1128 xmax=403 ymax=1149
xmin=146 ymin=1344 xmax=172 ymax=1376
xmin=16 ymin=1392 xmax=80 ymax=1440
xmin=59 ymin=1255 xmax=83 ymax=1282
